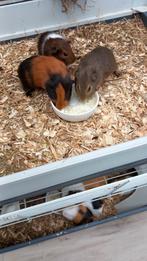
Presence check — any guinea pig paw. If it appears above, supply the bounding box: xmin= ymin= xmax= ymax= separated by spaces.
xmin=63 ymin=206 xmax=79 ymax=221
xmin=114 ymin=70 xmax=121 ymax=77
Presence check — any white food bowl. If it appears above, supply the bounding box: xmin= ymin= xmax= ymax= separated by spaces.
xmin=50 ymin=88 xmax=99 ymax=122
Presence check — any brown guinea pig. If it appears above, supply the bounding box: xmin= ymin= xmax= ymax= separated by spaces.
xmin=75 ymin=46 xmax=119 ymax=100
xmin=17 ymin=55 xmax=73 ymax=110
xmin=62 ymin=176 xmax=107 ymax=225
xmin=38 ymin=32 xmax=76 ymax=65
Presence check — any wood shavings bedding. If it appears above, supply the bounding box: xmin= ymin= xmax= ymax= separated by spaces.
xmin=0 ymin=214 xmax=74 ymax=249
xmin=0 ymin=197 xmax=118 ymax=249
xmin=0 ymin=16 xmax=146 ymax=249
xmin=0 ymin=17 xmax=146 ymax=177
xmin=0 ymin=193 xmax=132 ymax=249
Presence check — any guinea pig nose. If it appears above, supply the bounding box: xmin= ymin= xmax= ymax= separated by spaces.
xmin=87 ymin=85 xmax=92 ymax=93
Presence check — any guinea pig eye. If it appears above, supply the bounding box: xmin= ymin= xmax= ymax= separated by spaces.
xmin=63 ymin=51 xmax=68 ymax=57
xmin=91 ymin=71 xmax=97 ymax=82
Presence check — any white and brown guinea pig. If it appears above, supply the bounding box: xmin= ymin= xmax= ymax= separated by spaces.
xmin=75 ymin=46 xmax=120 ymax=100
xmin=38 ymin=32 xmax=76 ymax=65
xmin=62 ymin=176 xmax=107 ymax=225
xmin=17 ymin=55 xmax=74 ymax=110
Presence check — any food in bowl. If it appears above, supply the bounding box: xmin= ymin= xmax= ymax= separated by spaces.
xmin=61 ymin=92 xmax=97 ymax=115
xmin=50 ymin=87 xmax=99 ymax=122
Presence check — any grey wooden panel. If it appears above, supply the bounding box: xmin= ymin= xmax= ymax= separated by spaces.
xmin=0 ymin=137 xmax=147 ymax=204
xmin=1 ymin=211 xmax=147 ymax=261
xmin=0 ymin=0 xmax=145 ymax=41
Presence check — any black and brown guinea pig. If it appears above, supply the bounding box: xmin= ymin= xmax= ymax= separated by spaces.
xmin=62 ymin=176 xmax=107 ymax=225
xmin=75 ymin=46 xmax=119 ymax=100
xmin=17 ymin=55 xmax=73 ymax=110
xmin=38 ymin=32 xmax=76 ymax=65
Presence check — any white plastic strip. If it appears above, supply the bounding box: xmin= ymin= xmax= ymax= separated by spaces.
xmin=0 ymin=172 xmax=147 ymax=227
xmin=132 ymin=6 xmax=147 ymax=13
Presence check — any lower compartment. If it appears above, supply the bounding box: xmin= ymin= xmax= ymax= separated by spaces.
xmin=0 ymin=210 xmax=147 ymax=260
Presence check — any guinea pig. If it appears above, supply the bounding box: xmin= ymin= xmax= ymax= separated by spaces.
xmin=62 ymin=176 xmax=107 ymax=225
xmin=75 ymin=46 xmax=119 ymax=100
xmin=38 ymin=32 xmax=76 ymax=65
xmin=17 ymin=55 xmax=73 ymax=110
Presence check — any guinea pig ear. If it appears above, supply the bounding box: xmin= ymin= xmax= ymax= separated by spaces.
xmin=67 ymin=39 xmax=71 ymax=44
xmin=91 ymin=70 xmax=97 ymax=81
xmin=61 ymin=75 xmax=74 ymax=86
xmin=45 ymin=74 xmax=61 ymax=100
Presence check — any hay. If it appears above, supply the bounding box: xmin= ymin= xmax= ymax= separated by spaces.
xmin=0 ymin=16 xmax=146 ymax=177
xmin=61 ymin=0 xmax=87 ymax=12
xmin=0 ymin=214 xmax=74 ymax=249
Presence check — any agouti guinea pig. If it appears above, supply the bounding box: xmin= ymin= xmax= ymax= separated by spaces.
xmin=62 ymin=176 xmax=107 ymax=225
xmin=75 ymin=46 xmax=119 ymax=100
xmin=38 ymin=32 xmax=76 ymax=65
xmin=17 ymin=55 xmax=73 ymax=110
